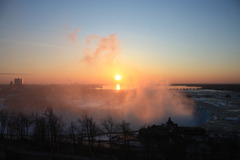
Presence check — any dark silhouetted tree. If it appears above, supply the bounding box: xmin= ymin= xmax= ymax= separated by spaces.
xmin=67 ymin=121 xmax=78 ymax=152
xmin=101 ymin=116 xmax=117 ymax=147
xmin=117 ymin=120 xmax=132 ymax=158
xmin=44 ymin=107 xmax=64 ymax=147
xmin=33 ymin=113 xmax=47 ymax=146
xmin=17 ymin=112 xmax=34 ymax=139
xmin=0 ymin=110 xmax=8 ymax=137
xmin=7 ymin=112 xmax=16 ymax=139
xmin=118 ymin=120 xmax=132 ymax=143
xmin=78 ymin=115 xmax=99 ymax=149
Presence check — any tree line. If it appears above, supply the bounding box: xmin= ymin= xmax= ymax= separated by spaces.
xmin=0 ymin=107 xmax=134 ymax=152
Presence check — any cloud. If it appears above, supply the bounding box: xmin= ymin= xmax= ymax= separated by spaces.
xmin=82 ymin=34 xmax=120 ymax=66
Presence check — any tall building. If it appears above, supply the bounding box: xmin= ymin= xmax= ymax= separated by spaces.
xmin=14 ymin=78 xmax=23 ymax=87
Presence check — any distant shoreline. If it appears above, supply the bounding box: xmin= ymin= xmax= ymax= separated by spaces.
xmin=1 ymin=83 xmax=240 ymax=91
xmin=172 ymin=84 xmax=240 ymax=91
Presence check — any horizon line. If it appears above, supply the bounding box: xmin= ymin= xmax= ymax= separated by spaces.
xmin=0 ymin=73 xmax=34 ymax=76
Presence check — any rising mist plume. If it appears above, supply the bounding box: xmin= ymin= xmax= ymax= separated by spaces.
xmin=83 ymin=34 xmax=119 ymax=66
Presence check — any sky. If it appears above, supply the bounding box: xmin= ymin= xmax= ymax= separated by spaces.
xmin=0 ymin=0 xmax=240 ymax=84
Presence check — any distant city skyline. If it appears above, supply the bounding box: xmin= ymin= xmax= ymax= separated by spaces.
xmin=0 ymin=0 xmax=240 ymax=84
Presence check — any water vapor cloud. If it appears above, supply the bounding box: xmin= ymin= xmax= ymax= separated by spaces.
xmin=83 ymin=34 xmax=120 ymax=66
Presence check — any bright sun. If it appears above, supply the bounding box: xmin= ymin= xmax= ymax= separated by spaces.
xmin=115 ymin=75 xmax=121 ymax=81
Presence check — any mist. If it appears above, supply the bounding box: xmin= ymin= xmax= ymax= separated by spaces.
xmin=83 ymin=34 xmax=119 ymax=66
xmin=119 ymin=84 xmax=195 ymax=127
xmin=2 ymin=83 xmax=195 ymax=129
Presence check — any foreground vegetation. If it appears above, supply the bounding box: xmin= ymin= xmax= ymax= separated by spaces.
xmin=0 ymin=107 xmax=240 ymax=160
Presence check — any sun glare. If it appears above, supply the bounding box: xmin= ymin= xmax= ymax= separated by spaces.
xmin=115 ymin=75 xmax=121 ymax=81
xmin=116 ymin=84 xmax=121 ymax=90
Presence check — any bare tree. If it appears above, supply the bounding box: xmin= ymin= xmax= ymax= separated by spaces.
xmin=7 ymin=112 xmax=24 ymax=139
xmin=44 ymin=107 xmax=64 ymax=145
xmin=101 ymin=116 xmax=117 ymax=147
xmin=7 ymin=112 xmax=17 ymax=139
xmin=16 ymin=112 xmax=34 ymax=139
xmin=33 ymin=113 xmax=47 ymax=146
xmin=118 ymin=120 xmax=132 ymax=144
xmin=0 ymin=110 xmax=8 ymax=137
xmin=67 ymin=121 xmax=78 ymax=152
xmin=78 ymin=115 xmax=99 ymax=149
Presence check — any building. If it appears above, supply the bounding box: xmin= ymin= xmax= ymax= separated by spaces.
xmin=14 ymin=78 xmax=23 ymax=87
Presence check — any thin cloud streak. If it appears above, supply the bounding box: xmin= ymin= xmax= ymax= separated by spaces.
xmin=0 ymin=73 xmax=34 ymax=75
xmin=17 ymin=41 xmax=68 ymax=49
